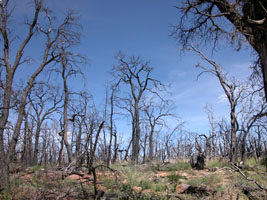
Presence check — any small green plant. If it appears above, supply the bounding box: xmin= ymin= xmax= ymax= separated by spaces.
xmin=119 ymin=165 xmax=153 ymax=188
xmin=120 ymin=183 xmax=132 ymax=193
xmin=167 ymin=173 xmax=186 ymax=183
xmin=10 ymin=176 xmax=24 ymax=187
xmin=185 ymin=169 xmax=196 ymax=175
xmin=30 ymin=175 xmax=47 ymax=188
xmin=31 ymin=165 xmax=44 ymax=173
xmin=2 ymin=189 xmax=12 ymax=200
xmin=62 ymin=177 xmax=77 ymax=186
xmin=167 ymin=161 xmax=191 ymax=171
xmin=153 ymin=163 xmax=162 ymax=171
xmin=139 ymin=180 xmax=153 ymax=190
xmin=206 ymin=159 xmax=229 ymax=168
xmin=244 ymin=157 xmax=257 ymax=167
xmin=260 ymin=156 xmax=267 ymax=168
xmin=187 ymin=174 xmax=222 ymax=187
xmin=243 ymin=157 xmax=267 ymax=172
xmin=102 ymin=177 xmax=117 ymax=190
xmin=152 ymin=182 xmax=166 ymax=192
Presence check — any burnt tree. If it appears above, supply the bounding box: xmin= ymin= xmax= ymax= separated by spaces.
xmin=0 ymin=0 xmax=82 ymax=189
xmin=173 ymin=0 xmax=267 ymax=101
xmin=191 ymin=46 xmax=244 ymax=163
xmin=111 ymin=52 xmax=165 ymax=163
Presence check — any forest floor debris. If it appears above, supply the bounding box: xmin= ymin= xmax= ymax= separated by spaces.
xmin=1 ymin=159 xmax=267 ymax=200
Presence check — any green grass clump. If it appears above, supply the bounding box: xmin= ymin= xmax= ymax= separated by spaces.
xmin=10 ymin=176 xmax=24 ymax=187
xmin=152 ymin=163 xmax=163 ymax=171
xmin=243 ymin=157 xmax=266 ymax=172
xmin=167 ymin=161 xmax=191 ymax=171
xmin=62 ymin=177 xmax=77 ymax=186
xmin=167 ymin=173 xmax=186 ymax=183
xmin=139 ymin=180 xmax=153 ymax=190
xmin=31 ymin=165 xmax=45 ymax=173
xmin=119 ymin=165 xmax=152 ymax=188
xmin=206 ymin=159 xmax=229 ymax=168
xmin=102 ymin=177 xmax=117 ymax=190
xmin=187 ymin=174 xmax=222 ymax=187
xmin=1 ymin=189 xmax=12 ymax=200
xmin=244 ymin=157 xmax=257 ymax=167
xmin=151 ymin=182 xmax=166 ymax=192
xmin=185 ymin=169 xmax=196 ymax=176
xmin=260 ymin=156 xmax=267 ymax=167
xmin=117 ymin=164 xmax=169 ymax=193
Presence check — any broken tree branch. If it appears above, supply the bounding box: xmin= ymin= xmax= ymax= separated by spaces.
xmin=231 ymin=163 xmax=267 ymax=192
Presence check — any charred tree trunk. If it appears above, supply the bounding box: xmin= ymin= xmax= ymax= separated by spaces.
xmin=112 ymin=129 xmax=118 ymax=163
xmin=133 ymin=101 xmax=140 ymax=163
xmin=88 ymin=121 xmax=104 ymax=174
xmin=58 ymin=136 xmax=64 ymax=166
xmin=148 ymin=125 xmax=155 ymax=161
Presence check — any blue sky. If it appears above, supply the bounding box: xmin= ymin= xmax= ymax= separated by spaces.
xmin=13 ymin=0 xmax=255 ymax=136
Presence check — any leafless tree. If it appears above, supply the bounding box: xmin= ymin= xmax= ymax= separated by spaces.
xmin=58 ymin=49 xmax=85 ymax=164
xmin=28 ymin=83 xmax=63 ymax=165
xmin=21 ymin=104 xmax=33 ymax=168
xmin=190 ymin=45 xmax=244 ymax=163
xmin=172 ymin=0 xmax=267 ymax=101
xmin=0 ymin=0 xmax=82 ymax=189
xmin=111 ymin=52 xmax=166 ymax=163
xmin=217 ymin=118 xmax=231 ymax=158
xmin=69 ymin=91 xmax=91 ymax=162
xmin=143 ymin=96 xmax=174 ymax=161
xmin=238 ymin=81 xmax=267 ymax=162
xmin=108 ymin=82 xmax=120 ymax=166
xmin=204 ymin=105 xmax=218 ymax=159
xmin=88 ymin=121 xmax=105 ymax=174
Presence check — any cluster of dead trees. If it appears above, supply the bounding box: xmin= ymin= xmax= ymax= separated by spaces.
xmin=0 ymin=0 xmax=267 ymax=193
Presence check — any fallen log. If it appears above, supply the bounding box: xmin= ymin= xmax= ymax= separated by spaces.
xmin=176 ymin=183 xmax=210 ymax=197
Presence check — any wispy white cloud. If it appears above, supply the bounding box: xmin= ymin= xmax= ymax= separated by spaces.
xmin=217 ymin=94 xmax=227 ymax=104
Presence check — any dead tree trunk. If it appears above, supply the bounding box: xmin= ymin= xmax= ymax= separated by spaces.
xmin=88 ymin=121 xmax=104 ymax=174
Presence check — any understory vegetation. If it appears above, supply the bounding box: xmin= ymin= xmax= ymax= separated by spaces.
xmin=1 ymin=158 xmax=266 ymax=200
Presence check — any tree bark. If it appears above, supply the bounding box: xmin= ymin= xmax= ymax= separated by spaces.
xmin=133 ymin=101 xmax=141 ymax=163
xmin=62 ymin=68 xmax=73 ymax=163
xmin=148 ymin=125 xmax=155 ymax=161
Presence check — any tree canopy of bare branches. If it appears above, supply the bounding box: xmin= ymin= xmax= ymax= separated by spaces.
xmin=172 ymin=0 xmax=267 ymax=101
xmin=0 ymin=0 xmax=82 ymax=190
xmin=111 ymin=52 xmax=167 ymax=163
